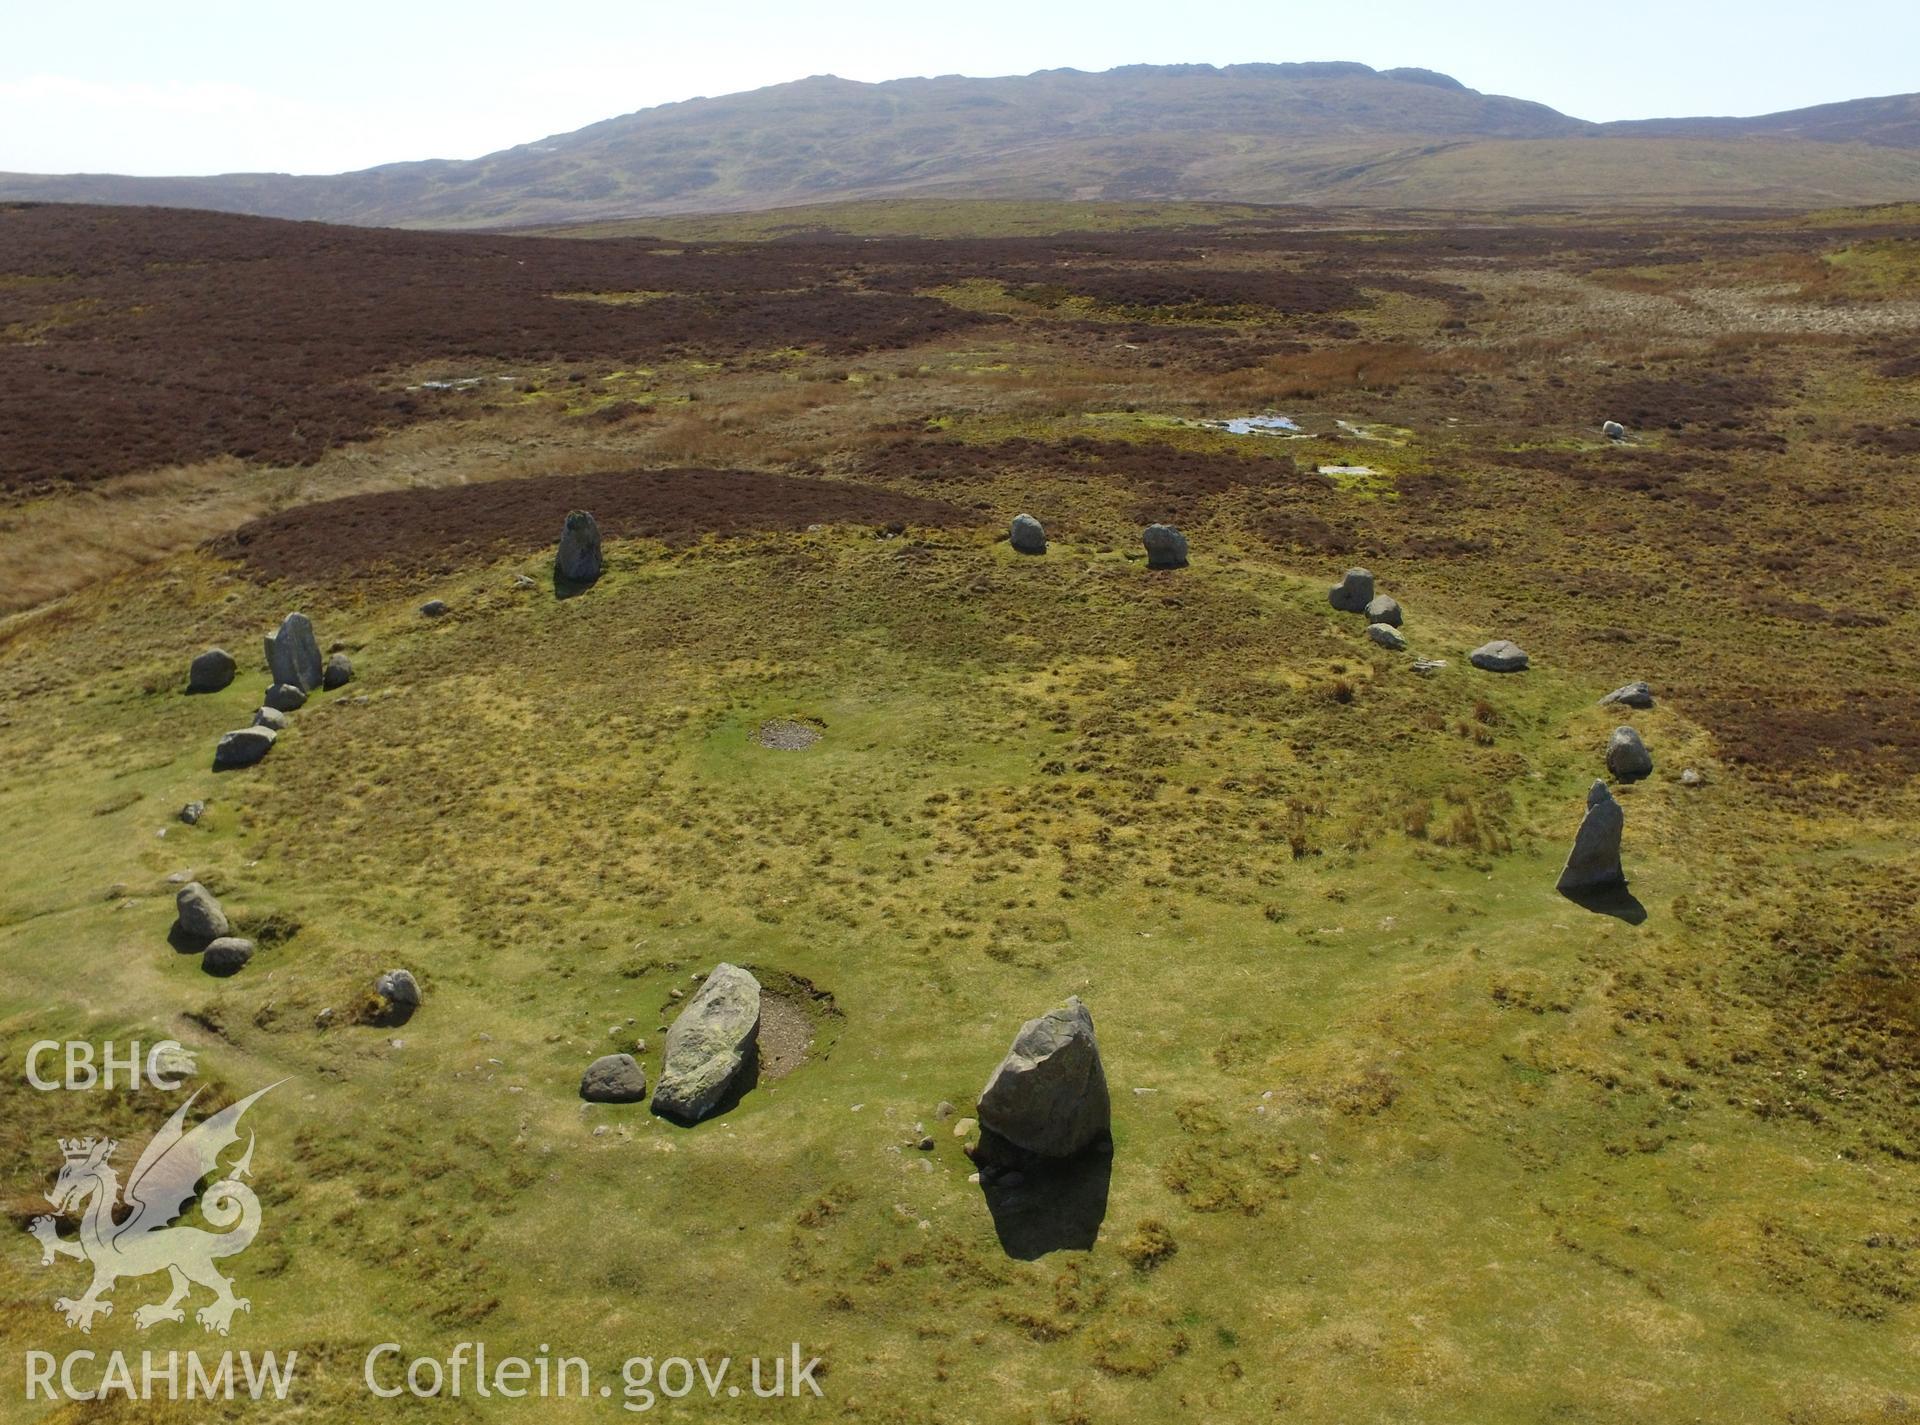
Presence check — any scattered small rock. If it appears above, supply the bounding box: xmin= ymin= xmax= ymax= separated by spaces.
xmin=934 ymin=1100 xmax=955 ymax=1120
xmin=1411 ymin=658 xmax=1447 ymax=675
xmin=1364 ymin=594 xmax=1402 ymax=627
xmin=178 ymin=800 xmax=206 ymax=825
xmin=175 ymin=882 xmax=229 ymax=942
xmin=213 ymin=726 xmax=276 ymax=769
xmin=580 ymin=1053 xmax=648 ymax=1103
xmin=322 ymin=652 xmax=353 ymax=689
xmin=1141 ymin=524 xmax=1189 ymax=569
xmin=1367 ymin=623 xmax=1408 ymax=651
xmin=556 ymin=509 xmax=603 ymax=584
xmin=1557 ymin=780 xmax=1627 ymax=895
xmin=420 ymin=600 xmax=449 ymax=618
xmin=1606 ymin=725 xmax=1653 ymax=781
xmin=201 ymin=937 xmax=255 ymax=976
xmin=977 ymin=995 xmax=1111 ymax=1160
xmin=953 ymin=1117 xmax=977 ymax=1139
xmin=917 ymin=1136 xmax=935 ymax=1151
xmin=1328 ymin=568 xmax=1375 ymax=613
xmin=1469 ymin=640 xmax=1529 ymax=673
xmin=263 ymin=612 xmax=323 ymax=692
xmin=263 ymin=683 xmax=307 ymax=713
xmin=1010 ymin=513 xmax=1047 ymax=555
xmin=187 ymin=648 xmax=237 ymax=694
xmin=1681 ymin=767 xmax=1704 ymax=786
xmin=513 ymin=574 xmax=537 ymax=590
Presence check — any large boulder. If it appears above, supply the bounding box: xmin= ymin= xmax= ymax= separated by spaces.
xmin=1010 ymin=513 xmax=1047 ymax=555
xmin=580 ymin=1053 xmax=648 ymax=1103
xmin=1606 ymin=725 xmax=1653 ymax=781
xmin=556 ymin=510 xmax=603 ymax=584
xmin=653 ymin=963 xmax=762 ymax=1123
xmin=376 ymin=968 xmax=422 ymax=1008
xmin=1328 ymin=568 xmax=1374 ymax=613
xmin=202 ymin=937 xmax=255 ymax=976
xmin=187 ymin=649 xmax=236 ymax=694
xmin=1556 ymin=781 xmax=1627 ymax=895
xmin=1601 ymin=420 xmax=1627 ymax=441
xmin=977 ymin=996 xmax=1111 ymax=1159
xmin=213 ymin=726 xmax=276 ymax=770
xmin=1364 ymin=594 xmax=1402 ymax=627
xmin=175 ymin=882 xmax=229 ymax=942
xmin=263 ymin=613 xmax=323 ymax=693
xmin=1469 ymin=639 xmax=1529 ymax=673
xmin=1367 ymin=623 xmax=1408 ymax=651
xmin=263 ymin=683 xmax=307 ymax=712
xmin=1141 ymin=524 xmax=1189 ymax=569
xmin=322 ymin=652 xmax=353 ymax=690
xmin=1600 ymin=680 xmax=1654 ymax=709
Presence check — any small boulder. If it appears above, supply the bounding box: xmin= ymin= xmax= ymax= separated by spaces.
xmin=556 ymin=509 xmax=603 ymax=584
xmin=977 ymin=995 xmax=1111 ymax=1160
xmin=1328 ymin=568 xmax=1374 ymax=613
xmin=652 ymin=962 xmax=762 ymax=1123
xmin=420 ymin=600 xmax=449 ymax=618
xmin=376 ymin=968 xmax=421 ymax=1008
xmin=1606 ymin=725 xmax=1653 ymax=781
xmin=322 ymin=652 xmax=353 ymax=690
xmin=1411 ymin=658 xmax=1447 ymax=675
xmin=1600 ymin=680 xmax=1654 ymax=709
xmin=1367 ymin=623 xmax=1408 ymax=651
xmin=1602 ymin=420 xmax=1627 ymax=441
xmin=1469 ymin=640 xmax=1529 ymax=673
xmin=580 ymin=1053 xmax=648 ymax=1103
xmin=263 ymin=683 xmax=307 ymax=713
xmin=1681 ymin=767 xmax=1704 ymax=786
xmin=201 ymin=937 xmax=255 ymax=976
xmin=1141 ymin=524 xmax=1188 ymax=569
xmin=1364 ymin=594 xmax=1402 ymax=627
xmin=175 ymin=882 xmax=229 ymax=942
xmin=187 ymin=648 xmax=236 ymax=694
xmin=252 ymin=706 xmax=288 ymax=731
xmin=1010 ymin=513 xmax=1047 ymax=555
xmin=1557 ymin=780 xmax=1626 ymax=895
xmin=263 ymin=612 xmax=323 ymax=693
xmin=179 ymin=800 xmax=206 ymax=826
xmin=213 ymin=726 xmax=276 ymax=770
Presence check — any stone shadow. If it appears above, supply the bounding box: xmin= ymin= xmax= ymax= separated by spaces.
xmin=975 ymin=1128 xmax=1111 ymax=1260
xmin=1560 ymin=881 xmax=1648 ymax=925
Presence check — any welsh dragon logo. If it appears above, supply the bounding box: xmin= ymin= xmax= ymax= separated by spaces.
xmin=27 ymin=1082 xmax=280 ymax=1335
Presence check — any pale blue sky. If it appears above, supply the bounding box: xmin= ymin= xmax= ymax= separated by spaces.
xmin=3 ymin=0 xmax=1915 ymax=176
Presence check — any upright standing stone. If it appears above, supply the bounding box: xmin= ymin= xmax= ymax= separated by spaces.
xmin=1141 ymin=524 xmax=1188 ymax=569
xmin=263 ymin=613 xmax=323 ymax=693
xmin=1606 ymin=725 xmax=1653 ymax=781
xmin=187 ymin=649 xmax=236 ymax=694
xmin=653 ymin=963 xmax=762 ymax=1123
xmin=1557 ymin=781 xmax=1627 ymax=895
xmin=1329 ymin=568 xmax=1375 ymax=612
xmin=1010 ymin=513 xmax=1047 ymax=555
xmin=556 ymin=510 xmax=603 ymax=584
xmin=977 ymin=996 xmax=1111 ymax=1159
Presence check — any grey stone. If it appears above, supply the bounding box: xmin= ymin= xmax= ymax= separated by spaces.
xmin=1329 ymin=568 xmax=1374 ymax=613
xmin=1681 ymin=767 xmax=1704 ymax=786
xmin=213 ymin=726 xmax=276 ymax=769
xmin=175 ymin=882 xmax=229 ymax=941
xmin=1600 ymin=680 xmax=1654 ymax=709
xmin=187 ymin=648 xmax=236 ymax=694
xmin=1366 ymin=623 xmax=1408 ymax=651
xmin=977 ymin=995 xmax=1111 ymax=1159
xmin=1606 ymin=725 xmax=1653 ymax=781
xmin=1141 ymin=524 xmax=1188 ymax=569
xmin=263 ymin=683 xmax=306 ymax=712
xmin=179 ymin=800 xmax=206 ymax=825
xmin=263 ymin=613 xmax=323 ymax=693
xmin=1411 ymin=659 xmax=1447 ymax=675
xmin=201 ymin=937 xmax=255 ymax=976
xmin=420 ymin=600 xmax=449 ymax=618
xmin=1364 ymin=594 xmax=1402 ymax=626
xmin=1469 ymin=640 xmax=1529 ymax=673
xmin=252 ymin=706 xmax=288 ymax=731
xmin=1010 ymin=513 xmax=1047 ymax=555
xmin=1602 ymin=420 xmax=1627 ymax=441
xmin=322 ymin=653 xmax=353 ymax=690
xmin=376 ymin=968 xmax=421 ymax=1008
xmin=652 ymin=963 xmax=761 ymax=1123
xmin=580 ymin=1053 xmax=648 ymax=1103
xmin=556 ymin=510 xmax=603 ymax=584
xmin=1556 ymin=780 xmax=1626 ymax=895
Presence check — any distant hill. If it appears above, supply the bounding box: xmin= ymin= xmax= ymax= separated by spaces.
xmin=4 ymin=63 xmax=1920 ymax=226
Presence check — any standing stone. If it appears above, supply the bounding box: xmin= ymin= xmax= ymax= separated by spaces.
xmin=1556 ymin=781 xmax=1627 ymax=895
xmin=1469 ymin=640 xmax=1529 ymax=672
xmin=580 ymin=1053 xmax=648 ymax=1103
xmin=322 ymin=652 xmax=353 ymax=690
xmin=263 ymin=613 xmax=323 ymax=693
xmin=1367 ymin=623 xmax=1408 ymax=651
xmin=1606 ymin=725 xmax=1653 ymax=781
xmin=263 ymin=683 xmax=307 ymax=712
xmin=187 ymin=649 xmax=236 ymax=694
xmin=1329 ymin=568 xmax=1375 ymax=612
xmin=1141 ymin=524 xmax=1188 ymax=569
xmin=1600 ymin=680 xmax=1654 ymax=709
xmin=1364 ymin=594 xmax=1402 ymax=626
xmin=1602 ymin=420 xmax=1627 ymax=441
xmin=977 ymin=996 xmax=1111 ymax=1160
xmin=252 ymin=706 xmax=288 ymax=731
xmin=175 ymin=882 xmax=229 ymax=942
xmin=652 ymin=963 xmax=762 ymax=1123
xmin=213 ymin=726 xmax=276 ymax=769
xmin=202 ymin=938 xmax=255 ymax=976
xmin=376 ymin=968 xmax=422 ymax=1008
xmin=1010 ymin=513 xmax=1047 ymax=555
xmin=556 ymin=510 xmax=603 ymax=584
